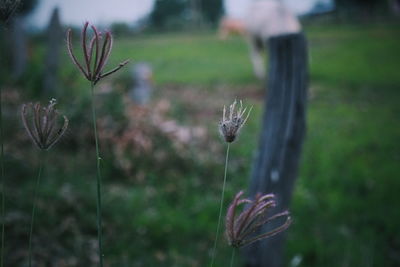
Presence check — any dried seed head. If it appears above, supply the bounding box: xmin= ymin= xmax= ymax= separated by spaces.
xmin=225 ymin=190 xmax=292 ymax=248
xmin=21 ymin=99 xmax=68 ymax=150
xmin=219 ymin=100 xmax=252 ymax=143
xmin=0 ymin=0 xmax=20 ymax=24
xmin=66 ymin=22 xmax=129 ymax=84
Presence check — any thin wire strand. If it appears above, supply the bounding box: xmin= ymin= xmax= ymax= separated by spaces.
xmin=91 ymin=82 xmax=103 ymax=267
xmin=210 ymin=143 xmax=230 ymax=267
xmin=28 ymin=152 xmax=45 ymax=267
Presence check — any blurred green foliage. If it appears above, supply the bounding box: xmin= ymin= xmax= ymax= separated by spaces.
xmin=149 ymin=0 xmax=223 ymax=30
xmin=149 ymin=0 xmax=187 ymax=30
xmin=1 ymin=21 xmax=399 ymax=266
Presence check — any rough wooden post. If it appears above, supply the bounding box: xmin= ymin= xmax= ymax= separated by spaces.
xmin=244 ymin=32 xmax=308 ymax=267
xmin=43 ymin=7 xmax=62 ymax=95
xmin=10 ymin=14 xmax=27 ymax=79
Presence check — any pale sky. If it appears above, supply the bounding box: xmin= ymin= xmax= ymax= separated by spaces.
xmin=28 ymin=0 xmax=155 ymax=28
xmin=28 ymin=0 xmax=332 ymax=28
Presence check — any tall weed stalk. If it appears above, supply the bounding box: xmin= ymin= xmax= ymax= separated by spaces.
xmin=210 ymin=144 xmax=230 ymax=267
xmin=210 ymin=100 xmax=251 ymax=266
xmin=90 ymin=81 xmax=103 ymax=266
xmin=66 ymin=22 xmax=128 ymax=266
xmin=28 ymin=152 xmax=45 ymax=267
xmin=21 ymin=100 xmax=68 ymax=266
xmin=230 ymin=248 xmax=236 ymax=267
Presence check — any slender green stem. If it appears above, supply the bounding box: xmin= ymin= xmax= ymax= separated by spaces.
xmin=0 ymin=63 xmax=4 ymax=267
xmin=210 ymin=143 xmax=230 ymax=267
xmin=28 ymin=152 xmax=45 ymax=267
xmin=90 ymin=82 xmax=103 ymax=267
xmin=230 ymin=248 xmax=236 ymax=267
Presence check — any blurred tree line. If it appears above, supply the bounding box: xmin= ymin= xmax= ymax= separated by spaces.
xmin=336 ymin=0 xmax=384 ymax=9
xmin=149 ymin=0 xmax=223 ymax=30
xmin=336 ymin=0 xmax=386 ymax=13
xmin=148 ymin=0 xmax=399 ymax=30
xmin=335 ymin=0 xmax=400 ymax=18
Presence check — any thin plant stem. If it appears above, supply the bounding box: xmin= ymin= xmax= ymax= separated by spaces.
xmin=210 ymin=143 xmax=230 ymax=267
xmin=230 ymin=248 xmax=236 ymax=267
xmin=90 ymin=82 xmax=103 ymax=267
xmin=28 ymin=151 xmax=45 ymax=267
xmin=0 ymin=62 xmax=4 ymax=267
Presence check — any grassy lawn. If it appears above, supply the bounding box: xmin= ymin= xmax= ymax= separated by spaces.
xmin=3 ymin=22 xmax=400 ymax=266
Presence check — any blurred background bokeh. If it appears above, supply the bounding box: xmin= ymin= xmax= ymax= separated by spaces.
xmin=0 ymin=0 xmax=399 ymax=266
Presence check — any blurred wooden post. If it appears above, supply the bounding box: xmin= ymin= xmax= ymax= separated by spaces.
xmin=43 ymin=7 xmax=62 ymax=95
xmin=129 ymin=62 xmax=153 ymax=105
xmin=10 ymin=14 xmax=27 ymax=79
xmin=244 ymin=33 xmax=308 ymax=267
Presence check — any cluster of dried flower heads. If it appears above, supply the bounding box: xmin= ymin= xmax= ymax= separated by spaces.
xmin=16 ymin=18 xmax=293 ymax=264
xmin=21 ymin=21 xmax=130 ymax=149
xmin=15 ymin=21 xmax=131 ymax=267
xmin=218 ymin=100 xmax=291 ymax=250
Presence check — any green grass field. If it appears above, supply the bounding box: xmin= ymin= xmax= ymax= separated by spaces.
xmin=3 ymin=22 xmax=400 ymax=266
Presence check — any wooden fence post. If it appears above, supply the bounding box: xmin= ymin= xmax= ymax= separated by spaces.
xmin=43 ymin=7 xmax=62 ymax=95
xmin=244 ymin=32 xmax=308 ymax=267
xmin=10 ymin=14 xmax=27 ymax=79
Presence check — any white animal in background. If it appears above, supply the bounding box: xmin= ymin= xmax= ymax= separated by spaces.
xmin=219 ymin=0 xmax=301 ymax=80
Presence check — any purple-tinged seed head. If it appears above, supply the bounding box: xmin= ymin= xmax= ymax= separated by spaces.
xmin=225 ymin=190 xmax=292 ymax=248
xmin=66 ymin=22 xmax=129 ymax=85
xmin=21 ymin=99 xmax=68 ymax=150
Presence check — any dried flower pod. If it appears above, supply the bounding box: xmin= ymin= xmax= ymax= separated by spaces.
xmin=21 ymin=99 xmax=68 ymax=150
xmin=219 ymin=100 xmax=252 ymax=143
xmin=66 ymin=22 xmax=129 ymax=84
xmin=0 ymin=0 xmax=20 ymax=24
xmin=225 ymin=191 xmax=292 ymax=248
